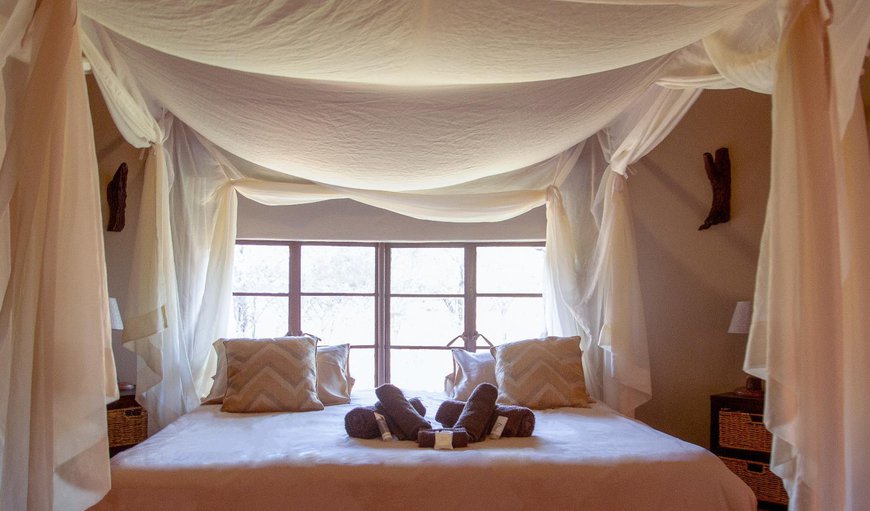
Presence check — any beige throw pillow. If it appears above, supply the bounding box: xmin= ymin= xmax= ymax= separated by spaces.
xmin=492 ymin=336 xmax=590 ymax=409
xmin=203 ymin=337 xmax=354 ymax=406
xmin=221 ymin=338 xmax=324 ymax=413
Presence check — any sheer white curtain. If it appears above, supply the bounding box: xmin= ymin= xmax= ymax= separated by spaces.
xmin=83 ymin=18 xmax=234 ymax=432
xmin=744 ymin=1 xmax=870 ymax=510
xmin=164 ymin=120 xmax=239 ymax=404
xmin=0 ymin=1 xmax=116 ymax=509
xmin=81 ymin=21 xmax=199 ymax=432
xmin=544 ymin=85 xmax=700 ymax=414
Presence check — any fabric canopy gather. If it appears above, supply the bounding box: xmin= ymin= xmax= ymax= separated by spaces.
xmin=0 ymin=1 xmax=867 ymax=510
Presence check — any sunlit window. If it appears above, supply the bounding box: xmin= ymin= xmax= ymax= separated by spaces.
xmin=231 ymin=242 xmax=545 ymax=390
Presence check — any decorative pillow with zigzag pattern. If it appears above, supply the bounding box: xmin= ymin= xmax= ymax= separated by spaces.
xmin=203 ymin=338 xmax=354 ymax=407
xmin=221 ymin=338 xmax=324 ymax=413
xmin=492 ymin=336 xmax=591 ymax=410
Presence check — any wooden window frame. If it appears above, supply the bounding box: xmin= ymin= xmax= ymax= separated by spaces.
xmin=232 ymin=240 xmax=545 ymax=387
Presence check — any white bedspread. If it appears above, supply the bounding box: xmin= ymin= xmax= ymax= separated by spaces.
xmin=93 ymin=391 xmax=754 ymax=510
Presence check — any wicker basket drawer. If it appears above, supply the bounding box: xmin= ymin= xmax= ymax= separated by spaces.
xmin=718 ymin=410 xmax=772 ymax=452
xmin=721 ymin=456 xmax=788 ymax=505
xmin=108 ymin=406 xmax=148 ymax=448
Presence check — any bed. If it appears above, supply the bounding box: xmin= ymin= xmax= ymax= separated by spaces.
xmin=92 ymin=390 xmax=755 ymax=510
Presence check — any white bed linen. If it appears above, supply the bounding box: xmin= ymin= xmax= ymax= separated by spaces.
xmin=93 ymin=391 xmax=754 ymax=510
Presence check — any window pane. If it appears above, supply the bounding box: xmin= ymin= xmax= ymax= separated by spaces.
xmin=231 ymin=296 xmax=289 ymax=338
xmin=390 ymin=297 xmax=464 ymax=346
xmin=477 ymin=246 xmax=545 ymax=294
xmin=301 ymin=296 xmax=375 ymax=345
xmin=476 ymin=297 xmax=546 ymax=345
xmin=391 ymin=247 xmax=463 ymax=294
xmin=389 ymin=349 xmax=453 ymax=392
xmin=301 ymin=245 xmax=375 ymax=293
xmin=233 ymin=245 xmax=289 ymax=293
xmin=348 ymin=348 xmax=375 ymax=391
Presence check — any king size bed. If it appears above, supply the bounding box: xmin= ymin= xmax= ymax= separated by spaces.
xmin=92 ymin=390 xmax=754 ymax=510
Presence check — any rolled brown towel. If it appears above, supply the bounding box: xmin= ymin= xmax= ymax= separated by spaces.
xmin=345 ymin=398 xmax=427 ymax=439
xmin=417 ymin=428 xmax=470 ymax=449
xmin=434 ymin=399 xmax=465 ymax=428
xmin=374 ymin=398 xmax=427 ymax=440
xmin=435 ymin=399 xmax=535 ymax=438
xmin=375 ymin=384 xmax=432 ymax=440
xmin=345 ymin=406 xmax=381 ymax=439
xmin=454 ymin=383 xmax=498 ymax=442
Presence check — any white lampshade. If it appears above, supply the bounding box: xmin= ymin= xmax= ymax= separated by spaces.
xmin=109 ymin=297 xmax=124 ymax=331
xmin=728 ymin=301 xmax=752 ymax=334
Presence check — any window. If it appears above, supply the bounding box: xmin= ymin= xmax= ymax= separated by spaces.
xmin=231 ymin=242 xmax=546 ymax=390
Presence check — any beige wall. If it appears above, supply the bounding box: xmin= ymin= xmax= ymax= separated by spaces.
xmin=93 ymin=78 xmax=838 ymax=449
xmin=629 ymin=88 xmax=771 ymax=447
xmin=89 ymin=75 xmax=143 ymax=384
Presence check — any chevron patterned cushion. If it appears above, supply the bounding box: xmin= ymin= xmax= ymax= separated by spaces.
xmin=492 ymin=336 xmax=590 ymax=409
xmin=221 ymin=338 xmax=324 ymax=413
xmin=203 ymin=337 xmax=354 ymax=406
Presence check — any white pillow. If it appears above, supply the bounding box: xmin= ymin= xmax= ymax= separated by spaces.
xmin=444 ymin=349 xmax=497 ymax=401
xmin=203 ymin=337 xmax=355 ymax=406
xmin=315 ymin=344 xmax=355 ymax=405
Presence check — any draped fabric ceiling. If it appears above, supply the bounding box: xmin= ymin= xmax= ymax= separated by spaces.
xmin=0 ymin=0 xmax=868 ymax=509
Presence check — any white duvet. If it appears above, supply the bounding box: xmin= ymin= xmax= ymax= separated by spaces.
xmin=93 ymin=391 xmax=754 ymax=510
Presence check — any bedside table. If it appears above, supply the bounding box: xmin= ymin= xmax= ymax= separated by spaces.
xmin=710 ymin=392 xmax=788 ymax=510
xmin=107 ymin=391 xmax=148 ymax=457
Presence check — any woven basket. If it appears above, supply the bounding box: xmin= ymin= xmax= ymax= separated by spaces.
xmin=108 ymin=406 xmax=148 ymax=448
xmin=721 ymin=457 xmax=788 ymax=505
xmin=719 ymin=410 xmax=772 ymax=452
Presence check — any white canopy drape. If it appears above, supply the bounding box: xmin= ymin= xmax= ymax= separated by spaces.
xmin=0 ymin=1 xmax=116 ymax=509
xmin=79 ymin=0 xmax=760 ymax=85
xmin=80 ymin=27 xmax=703 ymax=430
xmin=1 ymin=0 xmax=868 ymax=509
xmin=743 ymin=1 xmax=870 ymax=509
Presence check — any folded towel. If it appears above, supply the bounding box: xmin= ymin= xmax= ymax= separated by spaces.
xmin=417 ymin=428 xmax=470 ymax=449
xmin=345 ymin=398 xmax=427 ymax=439
xmin=374 ymin=384 xmax=432 ymax=440
xmin=435 ymin=399 xmax=535 ymax=438
xmin=454 ymin=383 xmax=498 ymax=442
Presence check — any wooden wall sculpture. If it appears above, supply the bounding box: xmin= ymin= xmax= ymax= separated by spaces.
xmin=699 ymin=147 xmax=731 ymax=230
xmin=107 ymin=162 xmax=128 ymax=232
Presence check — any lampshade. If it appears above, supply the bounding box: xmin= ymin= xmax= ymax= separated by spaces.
xmin=109 ymin=297 xmax=124 ymax=330
xmin=728 ymin=301 xmax=752 ymax=334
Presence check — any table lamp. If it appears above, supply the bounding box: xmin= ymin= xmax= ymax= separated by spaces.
xmin=728 ymin=301 xmax=764 ymax=397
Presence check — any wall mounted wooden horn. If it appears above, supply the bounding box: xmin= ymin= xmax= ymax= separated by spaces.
xmin=107 ymin=162 xmax=128 ymax=232
xmin=699 ymin=147 xmax=731 ymax=230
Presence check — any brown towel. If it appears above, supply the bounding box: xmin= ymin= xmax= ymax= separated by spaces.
xmin=454 ymin=383 xmax=498 ymax=442
xmin=417 ymin=428 xmax=470 ymax=449
xmin=435 ymin=399 xmax=535 ymax=438
xmin=374 ymin=384 xmax=432 ymax=440
xmin=345 ymin=398 xmax=427 ymax=439
xmin=374 ymin=398 xmax=427 ymax=440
